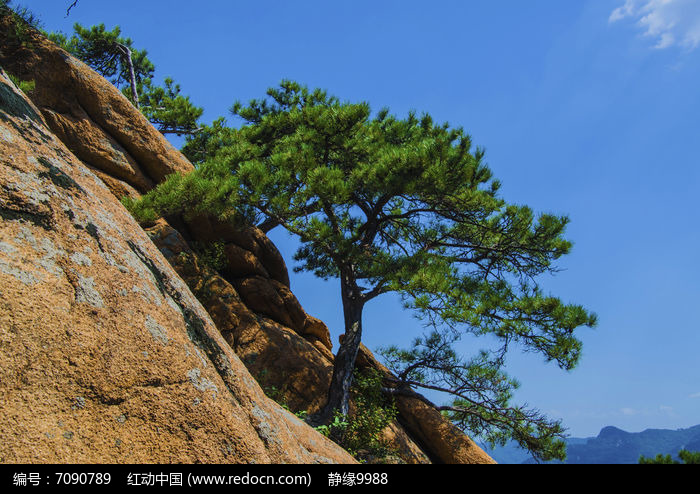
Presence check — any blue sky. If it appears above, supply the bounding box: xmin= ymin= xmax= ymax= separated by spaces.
xmin=25 ymin=0 xmax=700 ymax=439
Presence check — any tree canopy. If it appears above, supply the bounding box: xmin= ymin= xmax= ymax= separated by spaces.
xmin=639 ymin=450 xmax=700 ymax=464
xmin=126 ymin=80 xmax=597 ymax=462
xmin=48 ymin=22 xmax=203 ymax=136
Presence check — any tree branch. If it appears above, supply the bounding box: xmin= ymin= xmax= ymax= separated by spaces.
xmin=66 ymin=0 xmax=78 ymax=17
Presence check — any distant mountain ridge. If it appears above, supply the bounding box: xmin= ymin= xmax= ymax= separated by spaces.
xmin=485 ymin=424 xmax=700 ymax=464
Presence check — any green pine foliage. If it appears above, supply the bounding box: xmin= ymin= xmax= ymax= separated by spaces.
xmin=47 ymin=22 xmax=202 ymax=136
xmin=342 ymin=370 xmax=398 ymax=461
xmin=135 ymin=77 xmax=204 ymax=136
xmin=1 ymin=1 xmax=43 ymax=47
xmin=126 ymin=80 xmax=597 ymax=461
xmin=2 ymin=5 xmax=203 ymax=136
xmin=7 ymin=73 xmax=35 ymax=93
xmin=181 ymin=117 xmax=233 ymax=165
xmin=639 ymin=450 xmax=700 ymax=464
xmin=48 ymin=23 xmax=154 ymax=89
xmin=380 ymin=331 xmax=567 ymax=462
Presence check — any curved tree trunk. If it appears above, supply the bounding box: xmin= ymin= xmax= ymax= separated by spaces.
xmin=116 ymin=43 xmax=139 ymax=109
xmin=314 ymin=273 xmax=365 ymax=424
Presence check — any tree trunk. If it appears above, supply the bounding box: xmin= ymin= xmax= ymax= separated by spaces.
xmin=117 ymin=43 xmax=139 ymax=109
xmin=314 ymin=274 xmax=365 ymax=424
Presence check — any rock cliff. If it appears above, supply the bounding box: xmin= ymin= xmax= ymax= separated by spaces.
xmin=0 ymin=12 xmax=494 ymax=464
xmin=0 ymin=67 xmax=355 ymax=463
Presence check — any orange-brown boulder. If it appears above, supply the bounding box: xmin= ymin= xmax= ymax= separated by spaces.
xmin=178 ymin=215 xmax=333 ymax=352
xmin=393 ymin=395 xmax=497 ymax=464
xmin=184 ymin=215 xmax=290 ymax=288
xmin=0 ymin=12 xmax=192 ymax=197
xmin=144 ymin=220 xmax=337 ymax=412
xmin=0 ymin=69 xmax=355 ymax=464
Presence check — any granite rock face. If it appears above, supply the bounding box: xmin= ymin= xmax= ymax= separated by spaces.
xmin=0 ymin=68 xmax=354 ymax=464
xmin=0 ymin=13 xmax=189 ymax=197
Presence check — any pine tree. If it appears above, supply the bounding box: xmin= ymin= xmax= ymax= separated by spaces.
xmin=48 ymin=23 xmax=202 ymax=136
xmin=48 ymin=23 xmax=153 ymax=109
xmin=126 ymin=81 xmax=597 ymax=461
xmin=134 ymin=77 xmax=204 ymax=136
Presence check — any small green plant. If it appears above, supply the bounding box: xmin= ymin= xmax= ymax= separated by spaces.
xmin=191 ymin=240 xmax=227 ymax=271
xmin=315 ymin=411 xmax=350 ymax=439
xmin=329 ymin=369 xmax=399 ymax=462
xmin=7 ymin=73 xmax=35 ymax=93
xmin=256 ymin=378 xmax=317 ymax=425
xmin=255 ymin=369 xmax=293 ymax=411
xmin=2 ymin=1 xmax=42 ymax=48
xmin=253 ymin=367 xmax=397 ymax=462
xmin=262 ymin=384 xmax=286 ymax=407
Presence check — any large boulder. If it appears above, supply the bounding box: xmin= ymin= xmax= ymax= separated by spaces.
xmin=0 ymin=12 xmax=191 ymax=196
xmin=146 ymin=220 xmax=337 ymax=410
xmin=0 ymin=68 xmax=354 ymax=464
xmin=0 ymin=10 xmax=332 ymax=354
